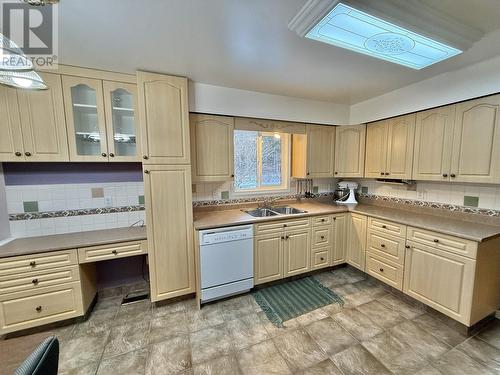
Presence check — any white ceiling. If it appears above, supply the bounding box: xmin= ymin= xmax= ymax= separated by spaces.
xmin=57 ymin=0 xmax=500 ymax=105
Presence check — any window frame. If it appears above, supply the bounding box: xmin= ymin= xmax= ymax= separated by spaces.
xmin=233 ymin=131 xmax=291 ymax=195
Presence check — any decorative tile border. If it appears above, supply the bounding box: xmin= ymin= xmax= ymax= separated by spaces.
xmin=192 ymin=192 xmax=334 ymax=207
xmin=359 ymin=193 xmax=500 ymax=217
xmin=9 ymin=205 xmax=145 ymax=221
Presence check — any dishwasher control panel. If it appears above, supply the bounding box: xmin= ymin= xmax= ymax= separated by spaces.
xmin=200 ymin=225 xmax=253 ymax=245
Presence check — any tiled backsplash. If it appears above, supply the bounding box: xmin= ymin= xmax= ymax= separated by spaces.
xmin=192 ymin=179 xmax=336 ymax=202
xmin=357 ymin=179 xmax=500 ymax=210
xmin=6 ymin=182 xmax=145 ymax=238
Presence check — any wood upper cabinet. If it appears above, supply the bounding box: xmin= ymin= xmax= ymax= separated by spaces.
xmin=143 ymin=164 xmax=195 ymax=301
xmin=364 ymin=120 xmax=388 ymax=178
xmin=292 ymin=125 xmax=335 ymax=178
xmin=17 ymin=73 xmax=69 ymax=162
xmin=450 ymin=95 xmax=500 ymax=184
xmin=254 ymin=234 xmax=284 ymax=285
xmin=413 ymin=105 xmax=456 ymax=181
xmin=346 ymin=213 xmax=367 ymax=271
xmin=190 ymin=114 xmax=234 ymax=182
xmin=334 ymin=124 xmax=366 ymax=178
xmin=365 ymin=114 xmax=415 ymax=179
xmin=137 ymin=71 xmax=190 ymax=164
xmin=0 ymin=72 xmax=69 ymax=162
xmin=0 ymin=84 xmax=24 ymax=161
xmin=403 ymin=241 xmax=475 ymax=325
xmin=284 ymin=228 xmax=310 ymax=277
xmin=386 ymin=114 xmax=415 ymax=179
xmin=332 ymin=214 xmax=347 ymax=266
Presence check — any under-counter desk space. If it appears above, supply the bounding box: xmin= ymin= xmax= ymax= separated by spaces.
xmin=0 ymin=226 xmax=147 ymax=335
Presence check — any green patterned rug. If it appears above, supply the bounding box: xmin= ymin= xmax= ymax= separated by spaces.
xmin=253 ymin=277 xmax=344 ymax=327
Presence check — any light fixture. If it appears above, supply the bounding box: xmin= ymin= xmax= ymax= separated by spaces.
xmin=0 ymin=70 xmax=48 ymax=90
xmin=0 ymin=34 xmax=34 ymax=71
xmin=22 ymin=0 xmax=59 ymax=6
xmin=289 ymin=0 xmax=483 ymax=69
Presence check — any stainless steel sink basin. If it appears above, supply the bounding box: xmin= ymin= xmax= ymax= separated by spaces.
xmin=243 ymin=208 xmax=279 ymax=217
xmin=271 ymin=206 xmax=307 ymax=215
xmin=243 ymin=206 xmax=307 ymax=217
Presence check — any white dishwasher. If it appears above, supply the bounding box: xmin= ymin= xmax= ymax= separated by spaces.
xmin=199 ymin=225 xmax=254 ymax=303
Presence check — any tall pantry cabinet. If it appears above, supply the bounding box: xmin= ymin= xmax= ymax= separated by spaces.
xmin=137 ymin=71 xmax=195 ymax=302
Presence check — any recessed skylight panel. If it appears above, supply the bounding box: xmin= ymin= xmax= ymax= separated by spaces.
xmin=305 ymin=3 xmax=462 ymax=69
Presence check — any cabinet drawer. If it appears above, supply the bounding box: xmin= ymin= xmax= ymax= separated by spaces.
xmin=312 ymin=226 xmax=332 ymax=248
xmin=407 ymin=227 xmax=477 ymax=259
xmin=0 ymin=250 xmax=78 ymax=277
xmin=312 ymin=249 xmax=329 ymax=270
xmin=78 ymin=240 xmax=147 ymax=263
xmin=255 ymin=218 xmax=310 ymax=235
xmin=368 ymin=217 xmax=406 ymax=238
xmin=312 ymin=215 xmax=332 ymax=227
xmin=367 ymin=231 xmax=405 ymax=264
xmin=0 ymin=266 xmax=79 ymax=295
xmin=0 ymin=282 xmax=83 ymax=334
xmin=366 ymin=251 xmax=403 ymax=290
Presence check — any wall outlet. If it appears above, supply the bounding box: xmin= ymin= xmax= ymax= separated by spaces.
xmin=104 ymin=197 xmax=113 ymax=207
xmin=417 ymin=190 xmax=425 ymax=200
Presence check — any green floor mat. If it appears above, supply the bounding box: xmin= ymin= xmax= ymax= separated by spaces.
xmin=253 ymin=277 xmax=344 ymax=327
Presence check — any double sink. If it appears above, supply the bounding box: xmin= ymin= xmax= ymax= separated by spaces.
xmin=243 ymin=206 xmax=307 ymax=217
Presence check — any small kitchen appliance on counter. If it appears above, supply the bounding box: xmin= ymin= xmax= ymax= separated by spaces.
xmin=334 ymin=181 xmax=359 ymax=204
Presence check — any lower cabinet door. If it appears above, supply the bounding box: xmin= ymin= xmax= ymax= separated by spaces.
xmin=403 ymin=242 xmax=476 ymax=325
xmin=144 ymin=165 xmax=195 ymax=301
xmin=284 ymin=229 xmax=310 ymax=277
xmin=0 ymin=282 xmax=83 ymax=334
xmin=254 ymin=234 xmax=283 ymax=285
xmin=332 ymin=214 xmax=347 ymax=265
xmin=346 ymin=214 xmax=367 ymax=270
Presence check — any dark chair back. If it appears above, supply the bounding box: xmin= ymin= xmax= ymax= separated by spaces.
xmin=14 ymin=336 xmax=59 ymax=375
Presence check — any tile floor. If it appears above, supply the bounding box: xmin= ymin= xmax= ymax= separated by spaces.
xmin=1 ymin=266 xmax=499 ymax=375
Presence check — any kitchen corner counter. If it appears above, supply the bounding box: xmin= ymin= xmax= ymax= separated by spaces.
xmin=0 ymin=226 xmax=147 ymax=259
xmin=193 ymin=201 xmax=500 ymax=242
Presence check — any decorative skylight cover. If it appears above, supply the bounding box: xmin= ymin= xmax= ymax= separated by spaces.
xmin=305 ymin=2 xmax=462 ymax=69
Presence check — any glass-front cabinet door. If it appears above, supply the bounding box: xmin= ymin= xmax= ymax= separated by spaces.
xmin=62 ymin=76 xmax=108 ymax=161
xmin=103 ymin=81 xmax=140 ymax=161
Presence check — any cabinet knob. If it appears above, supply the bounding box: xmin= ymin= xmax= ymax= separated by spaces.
xmin=380 ymin=244 xmax=385 ymax=248
xmin=15 ymin=151 xmax=22 ymax=157
xmin=285 ymin=235 xmax=289 ymax=240
xmin=434 ymin=239 xmax=439 ymax=243
xmin=101 ymin=153 xmax=107 ymax=157
xmin=35 ymin=305 xmax=42 ymax=312
xmin=334 ymin=172 xmax=338 ymax=175
xmin=379 ymin=268 xmax=384 ymax=272
xmin=333 ymin=217 xmax=336 ymax=221
xmin=109 ymin=153 xmax=115 ymax=157
xmin=320 ymin=236 xmax=325 ymax=240
xmin=283 ymin=224 xmax=287 ymax=228
xmin=32 ymin=278 xmax=39 ymax=285
xmin=143 ymin=155 xmax=149 ymax=160
xmin=231 ymin=174 xmax=235 ymax=178
xmin=442 ymin=173 xmax=448 ymax=177
xmin=320 ymin=257 xmax=325 ymax=261
xmin=307 ymin=172 xmax=310 ymax=175
xmin=144 ymin=170 xmax=150 ymax=174
xmin=382 ymin=225 xmax=387 ymax=229
xmin=405 ymin=245 xmax=410 ymax=249
xmin=112 ymin=250 xmax=118 ymax=255
xmin=321 ymin=219 xmax=325 ymax=222
xmin=380 ymin=172 xmax=384 ymax=176
xmin=25 ymin=151 xmax=31 ymax=157
xmin=281 ymin=236 xmax=285 ymax=240
xmin=385 ymin=172 xmax=390 ymax=176
xmin=450 ymin=174 xmax=456 ymax=178
xmin=29 ymin=261 xmax=36 ymax=267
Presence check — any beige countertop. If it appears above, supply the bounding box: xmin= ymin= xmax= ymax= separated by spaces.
xmin=0 ymin=226 xmax=147 ymax=259
xmin=194 ymin=201 xmax=500 ymax=242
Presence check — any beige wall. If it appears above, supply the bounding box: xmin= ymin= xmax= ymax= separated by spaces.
xmin=0 ymin=165 xmax=10 ymax=240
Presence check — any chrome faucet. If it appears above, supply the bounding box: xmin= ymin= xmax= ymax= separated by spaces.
xmin=258 ymin=196 xmax=280 ymax=209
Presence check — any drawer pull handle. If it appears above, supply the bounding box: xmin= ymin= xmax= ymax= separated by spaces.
xmin=380 ymin=244 xmax=385 ymax=248
xmin=29 ymin=261 xmax=36 ymax=267
xmin=112 ymin=250 xmax=118 ymax=255
xmin=379 ymin=268 xmax=384 ymax=272
xmin=35 ymin=306 xmax=42 ymax=312
xmin=382 ymin=225 xmax=387 ymax=229
xmin=32 ymin=279 xmax=39 ymax=285
xmin=434 ymin=239 xmax=439 ymax=243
